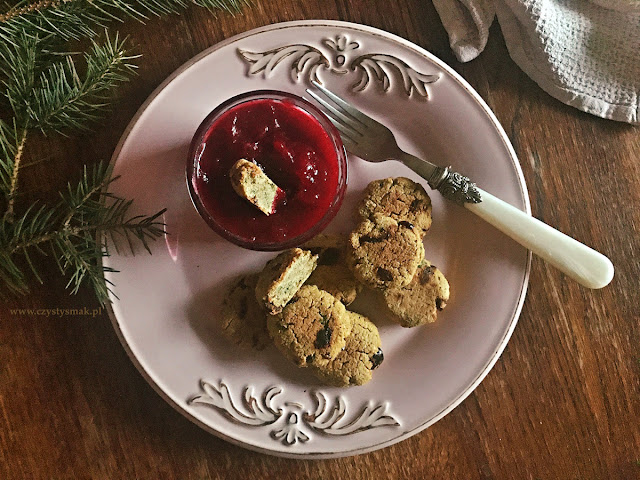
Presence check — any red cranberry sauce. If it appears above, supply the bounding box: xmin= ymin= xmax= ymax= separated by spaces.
xmin=192 ymin=98 xmax=340 ymax=243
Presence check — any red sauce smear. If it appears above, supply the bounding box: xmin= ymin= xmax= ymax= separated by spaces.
xmin=192 ymin=98 xmax=340 ymax=244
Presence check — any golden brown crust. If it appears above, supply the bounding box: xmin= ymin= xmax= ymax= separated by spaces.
xmin=310 ymin=311 xmax=384 ymax=386
xmin=383 ymin=260 xmax=450 ymax=327
xmin=302 ymin=234 xmax=361 ymax=305
xmin=357 ymin=177 xmax=432 ymax=237
xmin=348 ymin=214 xmax=425 ymax=290
xmin=221 ymin=274 xmax=270 ymax=350
xmin=267 ymin=285 xmax=352 ymax=367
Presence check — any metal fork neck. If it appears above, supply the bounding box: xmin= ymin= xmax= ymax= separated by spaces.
xmin=426 ymin=165 xmax=450 ymax=190
xmin=399 ymin=152 xmax=482 ymax=205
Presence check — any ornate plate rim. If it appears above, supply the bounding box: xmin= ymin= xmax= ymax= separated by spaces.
xmin=105 ymin=20 xmax=531 ymax=459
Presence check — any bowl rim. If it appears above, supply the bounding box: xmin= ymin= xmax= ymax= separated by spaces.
xmin=186 ymin=89 xmax=348 ymax=251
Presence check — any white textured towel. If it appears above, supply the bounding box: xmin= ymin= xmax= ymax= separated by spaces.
xmin=432 ymin=0 xmax=640 ymax=124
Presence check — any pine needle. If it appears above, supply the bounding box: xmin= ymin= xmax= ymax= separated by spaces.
xmin=1 ymin=161 xmax=166 ymax=303
xmin=0 ymin=0 xmax=247 ymax=41
xmin=25 ymin=32 xmax=138 ymax=133
xmin=0 ymin=0 xmax=247 ymax=303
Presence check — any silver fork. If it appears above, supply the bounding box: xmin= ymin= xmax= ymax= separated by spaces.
xmin=306 ymin=82 xmax=614 ymax=289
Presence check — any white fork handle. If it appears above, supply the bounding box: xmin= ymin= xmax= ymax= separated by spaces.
xmin=465 ymin=189 xmax=614 ymax=289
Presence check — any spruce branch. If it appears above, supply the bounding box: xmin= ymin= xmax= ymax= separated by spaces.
xmin=3 ymin=127 xmax=27 ymax=222
xmin=26 ymin=32 xmax=138 ymax=133
xmin=1 ymin=161 xmax=166 ymax=303
xmin=1 ymin=31 xmax=137 ymax=217
xmin=0 ymin=0 xmax=246 ymax=41
xmin=0 ymin=0 xmax=247 ymax=304
xmin=0 ymin=32 xmax=166 ymax=303
xmin=0 ymin=202 xmax=58 ymax=295
xmin=0 ymin=30 xmax=38 ymax=118
xmin=0 ymin=119 xmax=21 ymax=196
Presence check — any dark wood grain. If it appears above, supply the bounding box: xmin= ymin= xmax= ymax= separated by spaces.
xmin=1 ymin=1 xmax=639 ymax=479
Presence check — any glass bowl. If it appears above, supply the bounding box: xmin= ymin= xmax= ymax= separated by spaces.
xmin=186 ymin=90 xmax=348 ymax=251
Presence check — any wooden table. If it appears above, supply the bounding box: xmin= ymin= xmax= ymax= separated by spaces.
xmin=2 ymin=1 xmax=639 ymax=478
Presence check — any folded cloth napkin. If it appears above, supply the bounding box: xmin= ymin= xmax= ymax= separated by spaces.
xmin=432 ymin=0 xmax=640 ymax=124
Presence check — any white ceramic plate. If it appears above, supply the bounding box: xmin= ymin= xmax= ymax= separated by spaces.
xmin=105 ymin=20 xmax=530 ymax=459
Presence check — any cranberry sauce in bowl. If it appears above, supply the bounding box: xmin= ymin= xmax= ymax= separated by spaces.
xmin=187 ymin=91 xmax=347 ymax=250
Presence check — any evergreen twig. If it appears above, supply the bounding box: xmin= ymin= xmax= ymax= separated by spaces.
xmin=0 ymin=119 xmax=21 ymax=197
xmin=4 ymin=127 xmax=27 ymax=222
xmin=0 ymin=30 xmax=170 ymax=302
xmin=0 ymin=0 xmax=245 ymax=303
xmin=0 ymin=0 xmax=246 ymax=41
xmin=26 ymin=32 xmax=138 ymax=133
xmin=1 ymin=161 xmax=166 ymax=303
